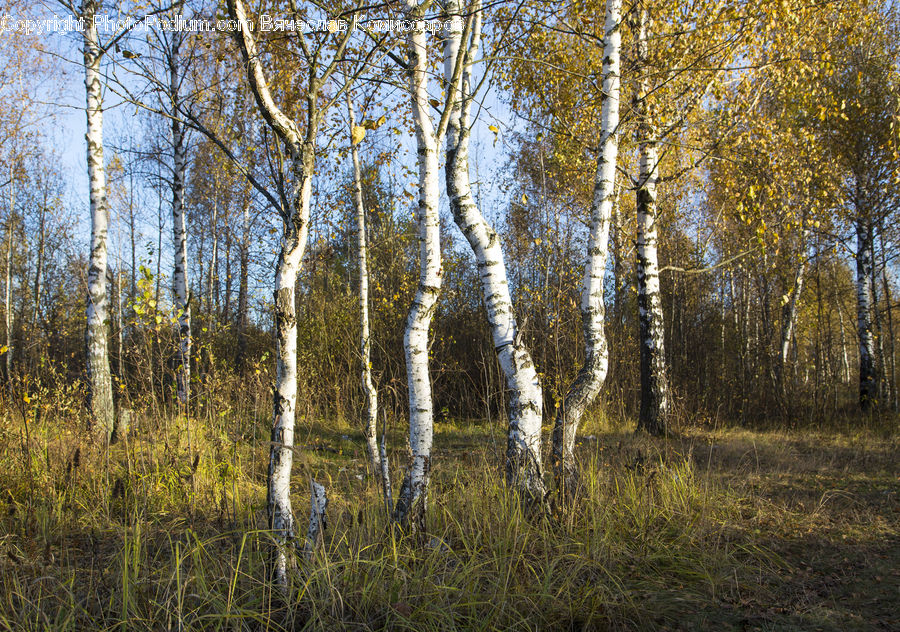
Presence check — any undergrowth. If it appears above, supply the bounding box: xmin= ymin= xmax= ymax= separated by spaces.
xmin=0 ymin=403 xmax=896 ymax=630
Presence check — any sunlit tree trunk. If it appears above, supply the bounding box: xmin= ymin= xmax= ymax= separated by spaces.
xmin=346 ymin=92 xmax=382 ymax=483
xmin=856 ymin=213 xmax=877 ymax=409
xmin=169 ymin=41 xmax=191 ymax=406
xmin=394 ymin=1 xmax=442 ymax=529
xmin=445 ymin=1 xmax=546 ymax=505
xmin=779 ymin=237 xmax=808 ymax=393
xmin=82 ymin=0 xmax=115 ymax=438
xmin=236 ymin=198 xmax=250 ymax=370
xmin=4 ymin=207 xmax=13 ymax=387
xmin=209 ymin=178 xmax=219 ymax=327
xmin=879 ymin=236 xmax=896 ymax=409
xmin=32 ymin=197 xmax=45 ymax=335
xmin=226 ymin=0 xmax=353 ymax=585
xmin=551 ymin=0 xmax=622 ymax=497
xmin=633 ymin=1 xmax=669 ymax=436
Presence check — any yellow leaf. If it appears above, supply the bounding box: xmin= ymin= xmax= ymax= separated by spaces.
xmin=0 ymin=345 xmax=7 ymax=354
xmin=23 ymin=394 xmax=31 ymax=404
xmin=351 ymin=125 xmax=366 ymax=146
xmin=488 ymin=124 xmax=499 ymax=135
xmin=363 ymin=115 xmax=386 ymax=130
xmin=521 ymin=193 xmax=528 ymax=204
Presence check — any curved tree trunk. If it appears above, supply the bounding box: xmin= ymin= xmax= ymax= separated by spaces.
xmin=394 ymin=2 xmax=442 ymax=530
xmin=633 ymin=1 xmax=669 ymax=436
xmin=82 ymin=0 xmax=115 ymax=439
xmin=551 ymin=0 xmax=622 ymax=498
xmin=444 ymin=1 xmax=546 ymax=506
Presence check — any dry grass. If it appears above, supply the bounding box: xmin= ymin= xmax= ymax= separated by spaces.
xmin=0 ymin=401 xmax=896 ymax=630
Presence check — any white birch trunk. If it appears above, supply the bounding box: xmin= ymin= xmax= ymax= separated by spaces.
xmin=779 ymin=249 xmax=807 ymax=381
xmin=268 ymin=174 xmax=310 ymax=582
xmin=551 ymin=0 xmax=622 ymax=497
xmin=209 ymin=185 xmax=219 ymax=326
xmin=856 ymin=215 xmax=877 ymax=409
xmin=304 ymin=480 xmax=327 ymax=558
xmin=394 ymin=2 xmax=442 ymax=530
xmin=32 ymin=199 xmax=45 ymax=334
xmin=82 ymin=0 xmax=115 ymax=438
xmin=170 ymin=46 xmax=191 ymax=406
xmin=633 ymin=1 xmax=669 ymax=436
xmin=346 ymin=93 xmax=382 ymax=482
xmin=237 ymin=198 xmax=250 ymax=369
xmin=4 ymin=209 xmax=12 ymax=387
xmin=444 ymin=1 xmax=546 ymax=505
xmin=227 ymin=0 xmax=333 ymax=585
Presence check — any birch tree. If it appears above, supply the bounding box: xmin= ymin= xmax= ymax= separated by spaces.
xmin=163 ymin=26 xmax=192 ymax=406
xmin=551 ymin=0 xmax=622 ymax=498
xmin=346 ymin=91 xmax=381 ymax=482
xmin=444 ymin=0 xmax=547 ymax=505
xmin=393 ymin=0 xmax=468 ymax=528
xmin=79 ymin=0 xmax=116 ymax=438
xmin=631 ymin=0 xmax=670 ymax=436
xmin=225 ymin=0 xmax=364 ymax=584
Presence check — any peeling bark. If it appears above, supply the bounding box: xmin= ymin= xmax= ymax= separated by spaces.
xmin=552 ymin=0 xmax=622 ymax=499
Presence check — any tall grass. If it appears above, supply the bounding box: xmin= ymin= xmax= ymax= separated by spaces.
xmin=0 ymin=399 xmax=894 ymax=630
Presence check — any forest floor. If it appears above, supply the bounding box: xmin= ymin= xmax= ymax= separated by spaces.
xmin=0 ymin=404 xmax=896 ymax=631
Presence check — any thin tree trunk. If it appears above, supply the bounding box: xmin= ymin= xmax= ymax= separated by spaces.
xmin=779 ymin=241 xmax=807 ymax=392
xmin=551 ymin=0 xmax=622 ymax=498
xmin=82 ymin=0 xmax=115 ymax=438
xmin=224 ymin=217 xmax=233 ymax=324
xmin=346 ymin=91 xmax=382 ymax=483
xmin=209 ymin=176 xmax=219 ymax=329
xmin=837 ymin=291 xmax=851 ymax=385
xmin=856 ymin=213 xmax=877 ymax=409
xmin=393 ymin=2 xmax=443 ymax=529
xmin=170 ymin=42 xmax=192 ymax=406
xmin=227 ymin=0 xmax=346 ymax=585
xmin=236 ymin=197 xmax=250 ymax=370
xmin=633 ymin=1 xmax=669 ymax=435
xmin=880 ymin=237 xmax=896 ymax=409
xmin=4 ymin=207 xmax=13 ymax=388
xmin=445 ymin=1 xmax=546 ymax=505
xmin=32 ymin=197 xmax=45 ymax=334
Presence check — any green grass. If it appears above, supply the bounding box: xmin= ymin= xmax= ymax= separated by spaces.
xmin=0 ymin=404 xmax=896 ymax=630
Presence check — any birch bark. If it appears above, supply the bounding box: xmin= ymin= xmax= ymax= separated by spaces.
xmin=633 ymin=1 xmax=670 ymax=436
xmin=393 ymin=0 xmax=443 ymax=530
xmin=169 ymin=37 xmax=191 ymax=406
xmin=551 ymin=0 xmax=622 ymax=497
xmin=444 ymin=0 xmax=546 ymax=505
xmin=225 ymin=0 xmax=362 ymax=583
xmin=82 ymin=0 xmax=115 ymax=438
xmin=856 ymin=214 xmax=877 ymax=409
xmin=779 ymin=249 xmax=807 ymax=389
xmin=227 ymin=0 xmax=323 ymax=584
xmin=346 ymin=92 xmax=382 ymax=483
